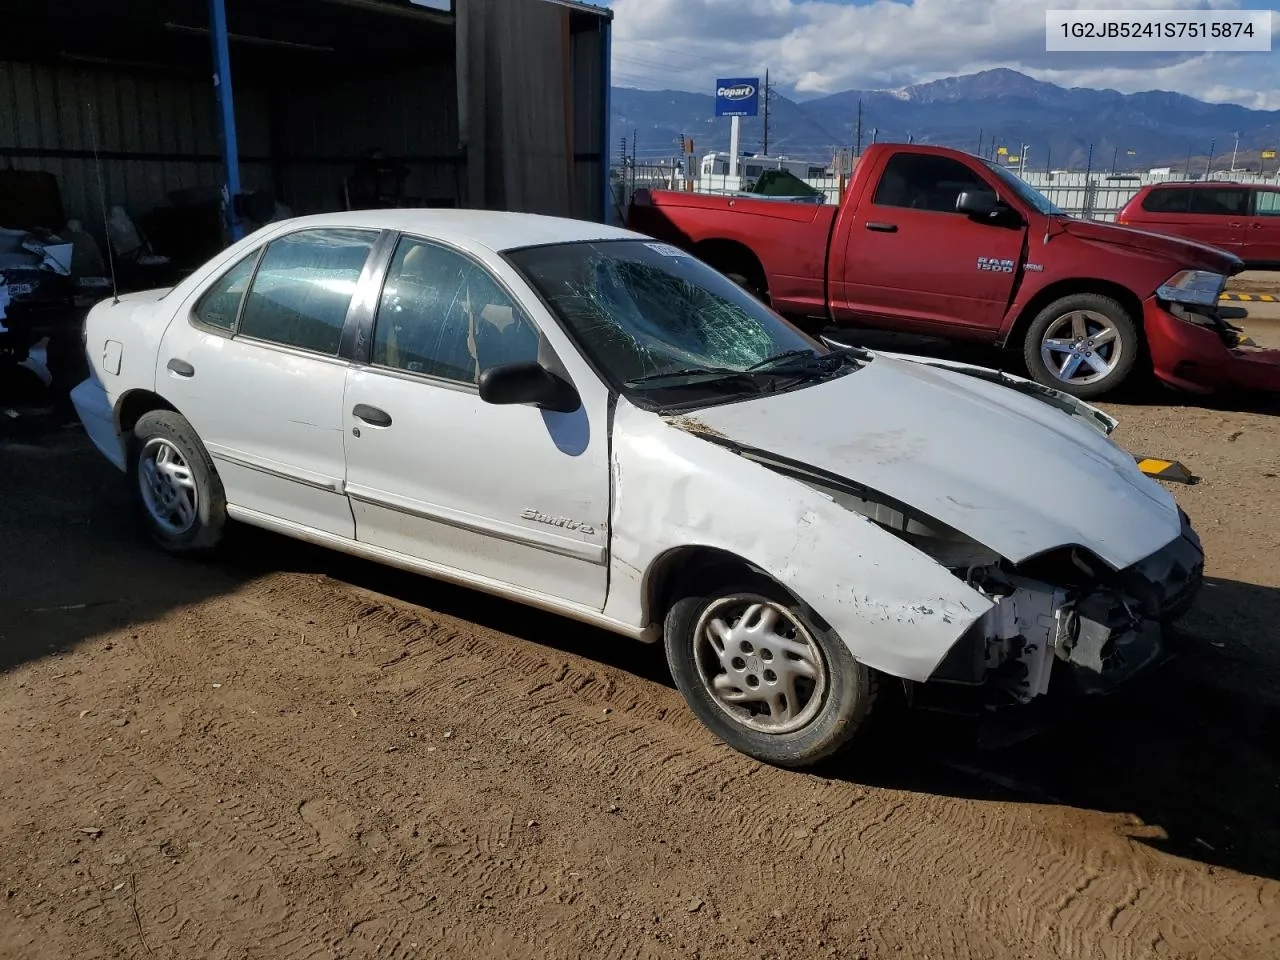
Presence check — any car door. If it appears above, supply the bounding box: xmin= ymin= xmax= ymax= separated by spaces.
xmin=834 ymin=151 xmax=1027 ymax=337
xmin=1183 ymin=187 xmax=1249 ymax=253
xmin=1246 ymin=187 xmax=1280 ymax=264
xmin=157 ymin=226 xmax=381 ymax=537
xmin=340 ymin=234 xmax=611 ymax=609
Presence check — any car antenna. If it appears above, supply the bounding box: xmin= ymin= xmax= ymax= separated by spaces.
xmin=88 ymin=99 xmax=120 ymax=305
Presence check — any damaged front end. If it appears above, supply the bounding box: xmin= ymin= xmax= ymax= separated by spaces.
xmin=924 ymin=509 xmax=1203 ymax=708
xmin=735 ymin=444 xmax=1204 ymax=712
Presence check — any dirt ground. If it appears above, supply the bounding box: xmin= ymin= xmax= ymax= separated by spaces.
xmin=2 ymin=375 xmax=1279 ymax=959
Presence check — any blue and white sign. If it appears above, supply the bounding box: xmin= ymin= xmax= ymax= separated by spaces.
xmin=715 ymin=78 xmax=760 ymax=118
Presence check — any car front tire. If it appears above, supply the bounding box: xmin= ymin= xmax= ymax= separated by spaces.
xmin=128 ymin=410 xmax=227 ymax=554
xmin=664 ymin=579 xmax=878 ymax=768
xmin=1022 ymin=293 xmax=1140 ymax=399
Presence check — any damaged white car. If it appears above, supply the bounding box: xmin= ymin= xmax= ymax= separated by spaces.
xmin=71 ymin=211 xmax=1204 ymax=768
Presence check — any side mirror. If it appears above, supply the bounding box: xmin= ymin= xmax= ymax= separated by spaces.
xmin=478 ymin=361 xmax=580 ymax=413
xmin=956 ymin=190 xmax=1002 ymax=218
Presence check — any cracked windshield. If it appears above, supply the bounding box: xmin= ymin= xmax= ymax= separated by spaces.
xmin=508 ymin=239 xmax=829 ymax=391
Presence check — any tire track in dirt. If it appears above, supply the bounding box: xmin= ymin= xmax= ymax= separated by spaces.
xmin=162 ymin=571 xmax=1280 ymax=959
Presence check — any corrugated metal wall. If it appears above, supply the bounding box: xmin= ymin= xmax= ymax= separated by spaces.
xmin=271 ymin=61 xmax=464 ymax=215
xmin=570 ymin=21 xmax=605 ymax=223
xmin=0 ymin=60 xmax=273 ymax=228
xmin=0 ymin=2 xmax=609 ymax=240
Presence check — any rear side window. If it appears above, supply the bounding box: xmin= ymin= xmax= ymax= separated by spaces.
xmin=1140 ymin=188 xmax=1192 ymax=214
xmin=872 ymin=153 xmax=988 ymax=214
xmin=1255 ymin=190 xmax=1280 ymax=217
xmin=193 ymin=252 xmax=258 ymax=331
xmin=238 ymin=228 xmax=378 ymax=355
xmin=1187 ymin=189 xmax=1249 ymax=216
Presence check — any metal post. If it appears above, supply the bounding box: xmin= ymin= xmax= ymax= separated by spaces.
xmin=728 ymin=115 xmax=741 ymax=179
xmin=1205 ymin=139 xmax=1215 ymax=179
xmin=600 ymin=18 xmax=612 ymax=223
xmin=1083 ymin=143 xmax=1093 ymax=218
xmin=209 ymin=0 xmax=243 ymax=242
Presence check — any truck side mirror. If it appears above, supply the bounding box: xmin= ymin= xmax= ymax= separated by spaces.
xmin=956 ymin=190 xmax=1001 ymax=218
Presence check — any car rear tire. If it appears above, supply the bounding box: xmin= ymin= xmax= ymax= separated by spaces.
xmin=128 ymin=410 xmax=227 ymax=554
xmin=1022 ymin=293 xmax=1140 ymax=399
xmin=664 ymin=579 xmax=878 ymax=768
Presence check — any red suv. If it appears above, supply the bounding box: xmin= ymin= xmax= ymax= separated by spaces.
xmin=1118 ymin=182 xmax=1280 ymax=268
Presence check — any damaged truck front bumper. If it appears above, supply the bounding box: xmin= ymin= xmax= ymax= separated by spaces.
xmin=927 ymin=510 xmax=1204 ymax=708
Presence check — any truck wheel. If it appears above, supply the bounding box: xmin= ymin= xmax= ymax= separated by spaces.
xmin=128 ymin=410 xmax=227 ymax=554
xmin=664 ymin=579 xmax=878 ymax=768
xmin=1022 ymin=293 xmax=1139 ymax=399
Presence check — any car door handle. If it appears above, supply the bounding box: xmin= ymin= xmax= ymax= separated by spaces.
xmin=166 ymin=358 xmax=195 ymax=378
xmin=352 ymin=404 xmax=392 ymax=428
xmin=865 ymin=221 xmax=898 ymax=232
xmin=1228 ymin=221 xmax=1244 ymax=228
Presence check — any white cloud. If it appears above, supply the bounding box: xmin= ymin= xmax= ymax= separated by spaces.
xmin=609 ymin=0 xmax=1279 ymax=107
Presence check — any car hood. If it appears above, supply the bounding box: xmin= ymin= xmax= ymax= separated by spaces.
xmin=663 ymin=354 xmax=1181 ymax=570
xmin=1059 ymin=217 xmax=1243 ymax=275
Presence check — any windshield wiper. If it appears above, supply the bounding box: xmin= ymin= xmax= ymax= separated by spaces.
xmin=627 ymin=348 xmax=866 ymax=391
xmin=625 ymin=366 xmax=762 ymax=388
xmin=746 ymin=346 xmax=866 ymax=375
xmin=745 ymin=348 xmax=818 ymax=371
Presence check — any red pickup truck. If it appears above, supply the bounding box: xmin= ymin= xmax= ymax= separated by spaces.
xmin=627 ymin=144 xmax=1280 ymax=399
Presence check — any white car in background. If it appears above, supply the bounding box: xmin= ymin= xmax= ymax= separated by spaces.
xmin=71 ymin=210 xmax=1204 ymax=768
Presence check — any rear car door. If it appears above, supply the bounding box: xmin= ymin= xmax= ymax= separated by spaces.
xmin=157 ymin=227 xmax=381 ymax=537
xmin=340 ymin=234 xmax=611 ymax=608
xmin=834 ymin=151 xmax=1026 ymax=337
xmin=1246 ymin=187 xmax=1280 ymax=265
xmin=1183 ymin=187 xmax=1249 ymax=253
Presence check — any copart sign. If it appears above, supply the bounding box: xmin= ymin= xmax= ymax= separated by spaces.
xmin=715 ymin=78 xmax=760 ymax=117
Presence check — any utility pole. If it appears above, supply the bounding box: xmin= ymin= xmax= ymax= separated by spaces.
xmin=762 ymin=69 xmax=771 ymax=156
xmin=1111 ymin=145 xmax=1118 ymax=175
xmin=1205 ymin=138 xmax=1215 ymax=178
xmin=976 ymin=128 xmax=983 ymax=157
xmin=855 ymin=98 xmax=863 ymax=157
xmin=1230 ymin=131 xmax=1240 ymax=172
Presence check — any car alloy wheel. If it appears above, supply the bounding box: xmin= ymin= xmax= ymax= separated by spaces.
xmin=137 ymin=437 xmax=200 ymax=536
xmin=693 ymin=597 xmax=829 ymax=734
xmin=1038 ymin=309 xmax=1124 ymax=387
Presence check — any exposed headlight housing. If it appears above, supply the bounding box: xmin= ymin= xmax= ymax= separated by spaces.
xmin=1156 ymin=270 xmax=1226 ymax=308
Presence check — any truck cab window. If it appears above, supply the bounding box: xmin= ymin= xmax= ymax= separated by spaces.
xmin=873 ymin=154 xmax=988 ymax=214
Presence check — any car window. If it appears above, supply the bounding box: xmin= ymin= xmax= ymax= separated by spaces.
xmin=193 ymin=251 xmax=259 ymax=331
xmin=1255 ymin=190 xmax=1280 ymax=217
xmin=237 ymin=228 xmax=378 ymax=355
xmin=1140 ymin=188 xmax=1192 ymax=214
xmin=1186 ymin=189 xmax=1249 ymax=216
xmin=372 ymin=237 xmax=541 ymax=385
xmin=872 ymin=153 xmax=988 ymax=213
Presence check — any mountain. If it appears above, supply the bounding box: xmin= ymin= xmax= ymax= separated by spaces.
xmin=613 ymin=68 xmax=1280 ymax=172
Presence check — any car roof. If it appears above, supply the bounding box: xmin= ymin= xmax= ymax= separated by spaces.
xmin=1143 ymin=181 xmax=1257 ymax=190
xmin=262 ymin=209 xmax=645 ymax=253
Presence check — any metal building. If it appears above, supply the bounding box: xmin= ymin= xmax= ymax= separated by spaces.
xmin=0 ymin=0 xmax=612 ymax=265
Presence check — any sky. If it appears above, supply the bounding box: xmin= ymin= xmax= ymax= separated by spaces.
xmin=596 ymin=0 xmax=1280 ymax=109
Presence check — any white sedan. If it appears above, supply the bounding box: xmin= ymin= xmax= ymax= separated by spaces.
xmin=72 ymin=210 xmax=1204 ymax=768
